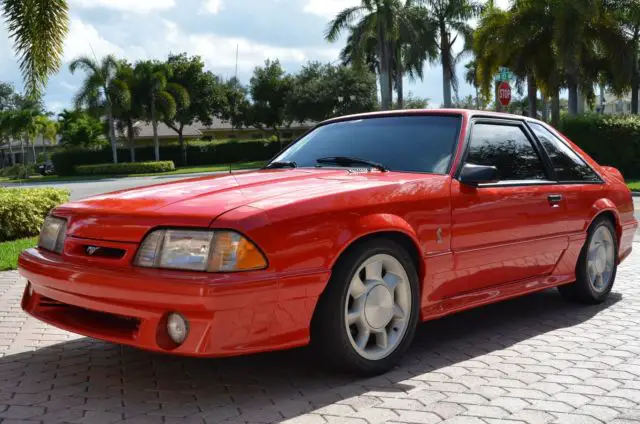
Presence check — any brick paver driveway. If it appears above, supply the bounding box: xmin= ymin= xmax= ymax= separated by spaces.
xmin=1 ymin=235 xmax=639 ymax=424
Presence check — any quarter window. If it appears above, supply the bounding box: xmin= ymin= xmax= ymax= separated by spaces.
xmin=529 ymin=122 xmax=600 ymax=182
xmin=466 ymin=124 xmax=547 ymax=181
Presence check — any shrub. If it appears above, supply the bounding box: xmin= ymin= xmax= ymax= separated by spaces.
xmin=51 ymin=139 xmax=290 ymax=175
xmin=559 ymin=114 xmax=640 ymax=178
xmin=0 ymin=164 xmax=35 ymax=180
xmin=0 ymin=188 xmax=70 ymax=242
xmin=75 ymin=161 xmax=176 ymax=175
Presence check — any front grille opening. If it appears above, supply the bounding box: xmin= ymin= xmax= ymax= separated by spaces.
xmin=81 ymin=245 xmax=126 ymax=259
xmin=37 ymin=296 xmax=140 ymax=339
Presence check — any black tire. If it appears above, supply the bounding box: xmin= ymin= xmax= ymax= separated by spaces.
xmin=558 ymin=216 xmax=618 ymax=304
xmin=310 ymin=238 xmax=420 ymax=375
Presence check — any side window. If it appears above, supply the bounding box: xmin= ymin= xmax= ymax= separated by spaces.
xmin=529 ymin=123 xmax=600 ymax=182
xmin=466 ymin=123 xmax=547 ymax=181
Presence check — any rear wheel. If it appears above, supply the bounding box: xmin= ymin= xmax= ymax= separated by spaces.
xmin=558 ymin=217 xmax=618 ymax=304
xmin=311 ymin=239 xmax=419 ymax=375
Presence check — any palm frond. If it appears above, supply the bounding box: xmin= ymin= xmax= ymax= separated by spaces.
xmin=325 ymin=6 xmax=366 ymax=42
xmin=155 ymin=91 xmax=177 ymax=120
xmin=3 ymin=0 xmax=69 ymax=99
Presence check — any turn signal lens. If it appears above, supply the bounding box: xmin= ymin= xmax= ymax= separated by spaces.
xmin=135 ymin=229 xmax=267 ymax=272
xmin=208 ymin=232 xmax=267 ymax=272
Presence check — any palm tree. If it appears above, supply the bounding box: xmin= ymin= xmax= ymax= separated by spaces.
xmin=326 ymin=0 xmax=399 ymax=110
xmin=2 ymin=0 xmax=69 ymax=98
xmin=0 ymin=112 xmax=15 ymax=165
xmin=464 ymin=60 xmax=480 ymax=109
xmin=36 ymin=115 xmax=58 ymax=160
xmin=113 ymin=62 xmax=142 ymax=162
xmin=419 ymin=0 xmax=481 ymax=108
xmin=70 ymin=55 xmax=131 ymax=164
xmin=333 ymin=1 xmax=437 ymax=109
xmin=135 ymin=61 xmax=189 ymax=161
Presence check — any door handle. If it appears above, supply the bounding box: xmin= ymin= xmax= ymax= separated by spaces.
xmin=548 ymin=194 xmax=563 ymax=204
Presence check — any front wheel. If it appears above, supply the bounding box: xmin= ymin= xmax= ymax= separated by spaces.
xmin=558 ymin=217 xmax=618 ymax=304
xmin=311 ymin=239 xmax=419 ymax=375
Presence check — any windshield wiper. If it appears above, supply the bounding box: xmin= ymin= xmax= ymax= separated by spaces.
xmin=265 ymin=160 xmax=297 ymax=169
xmin=316 ymin=156 xmax=388 ymax=172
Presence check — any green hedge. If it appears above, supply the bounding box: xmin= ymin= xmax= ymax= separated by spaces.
xmin=76 ymin=161 xmax=175 ymax=175
xmin=52 ymin=139 xmax=289 ymax=176
xmin=0 ymin=188 xmax=70 ymax=242
xmin=0 ymin=164 xmax=35 ymax=180
xmin=559 ymin=114 xmax=640 ymax=178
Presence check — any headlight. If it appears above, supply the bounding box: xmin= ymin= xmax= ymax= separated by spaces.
xmin=134 ymin=229 xmax=268 ymax=272
xmin=38 ymin=216 xmax=67 ymax=254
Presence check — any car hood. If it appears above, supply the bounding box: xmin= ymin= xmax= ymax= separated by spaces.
xmin=55 ymin=169 xmax=390 ymax=242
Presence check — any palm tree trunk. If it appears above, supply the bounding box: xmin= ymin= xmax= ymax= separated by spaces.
xmin=475 ymin=87 xmax=480 ymax=109
xmin=440 ymin=24 xmax=452 ymax=108
xmin=8 ymin=142 xmax=14 ymax=165
xmin=541 ymin=94 xmax=549 ymax=122
xmin=377 ymin=22 xmax=392 ymax=110
xmin=31 ymin=138 xmax=36 ymax=163
xmin=179 ymin=129 xmax=187 ymax=167
xmin=632 ymin=50 xmax=639 ymax=115
xmin=551 ymin=91 xmax=561 ymax=127
xmin=128 ymin=121 xmax=136 ymax=163
xmin=106 ymin=109 xmax=118 ymax=164
xmin=527 ymin=74 xmax=537 ymax=118
xmin=151 ymin=101 xmax=160 ymax=161
xmin=396 ymin=53 xmax=404 ymax=109
xmin=20 ymin=136 xmax=25 ymax=164
xmin=567 ymin=77 xmax=578 ymax=116
xmin=599 ymin=83 xmax=605 ymax=113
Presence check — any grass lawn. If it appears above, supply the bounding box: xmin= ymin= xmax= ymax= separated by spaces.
xmin=0 ymin=237 xmax=37 ymax=271
xmin=628 ymin=180 xmax=640 ymax=191
xmin=0 ymin=161 xmax=266 ymax=184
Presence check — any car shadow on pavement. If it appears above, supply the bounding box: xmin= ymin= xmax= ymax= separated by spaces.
xmin=0 ymin=288 xmax=622 ymax=423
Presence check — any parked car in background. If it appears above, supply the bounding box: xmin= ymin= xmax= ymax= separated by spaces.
xmin=19 ymin=110 xmax=637 ymax=375
xmin=37 ymin=160 xmax=55 ymax=176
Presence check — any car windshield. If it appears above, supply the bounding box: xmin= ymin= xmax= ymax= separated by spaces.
xmin=271 ymin=115 xmax=462 ymax=174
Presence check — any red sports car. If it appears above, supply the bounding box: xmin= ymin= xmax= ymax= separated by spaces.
xmin=19 ymin=110 xmax=637 ymax=374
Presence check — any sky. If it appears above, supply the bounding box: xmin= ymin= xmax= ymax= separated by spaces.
xmin=0 ymin=0 xmax=510 ymax=113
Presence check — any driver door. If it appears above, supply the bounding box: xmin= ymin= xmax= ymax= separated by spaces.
xmin=442 ymin=119 xmax=569 ymax=298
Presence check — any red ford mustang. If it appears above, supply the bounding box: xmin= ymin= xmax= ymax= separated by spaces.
xmin=19 ymin=110 xmax=637 ymax=374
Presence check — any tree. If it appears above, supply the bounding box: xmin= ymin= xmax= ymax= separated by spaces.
xmin=326 ymin=0 xmax=398 ymax=110
xmin=608 ymin=0 xmax=640 ymax=114
xmin=287 ymin=62 xmax=377 ymax=122
xmin=2 ymin=0 xmax=69 ymax=98
xmin=35 ymin=115 xmax=58 ymax=159
xmin=220 ymin=77 xmax=250 ymax=131
xmin=164 ymin=53 xmax=224 ymax=166
xmin=70 ymin=55 xmax=131 ymax=164
xmin=401 ymin=92 xmax=429 ymax=109
xmin=419 ymin=0 xmax=480 ymax=108
xmin=112 ymin=61 xmax=141 ymax=162
xmin=0 ymin=112 xmax=15 ymax=165
xmin=135 ymin=60 xmax=189 ymax=161
xmin=57 ymin=109 xmax=104 ymax=148
xmin=328 ymin=0 xmax=438 ymax=110
xmin=245 ymin=60 xmax=294 ymax=145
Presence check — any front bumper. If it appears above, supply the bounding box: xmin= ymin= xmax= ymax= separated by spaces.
xmin=19 ymin=248 xmax=329 ymax=357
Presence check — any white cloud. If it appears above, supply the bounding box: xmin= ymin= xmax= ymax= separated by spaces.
xmin=200 ymin=0 xmax=224 ymax=14
xmin=60 ymin=81 xmax=78 ymax=91
xmin=303 ymin=0 xmax=361 ymax=19
xmin=63 ymin=18 xmax=125 ymax=62
xmin=160 ymin=20 xmax=339 ymax=72
xmin=70 ymin=0 xmax=175 ymax=14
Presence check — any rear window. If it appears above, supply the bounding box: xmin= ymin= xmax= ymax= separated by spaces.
xmin=273 ymin=115 xmax=462 ymax=173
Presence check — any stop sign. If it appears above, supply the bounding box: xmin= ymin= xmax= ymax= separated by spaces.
xmin=498 ymin=81 xmax=511 ymax=107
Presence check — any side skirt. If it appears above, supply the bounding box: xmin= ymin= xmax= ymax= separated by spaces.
xmin=420 ymin=273 xmax=575 ymax=322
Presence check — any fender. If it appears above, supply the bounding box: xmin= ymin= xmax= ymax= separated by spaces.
xmin=588 ymin=198 xmax=622 ymax=236
xmin=329 ymin=213 xmax=423 ymax=268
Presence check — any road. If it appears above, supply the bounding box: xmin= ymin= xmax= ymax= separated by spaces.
xmin=2 ymin=172 xmax=221 ymax=201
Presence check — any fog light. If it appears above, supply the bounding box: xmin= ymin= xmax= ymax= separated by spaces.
xmin=166 ymin=313 xmax=189 ymax=345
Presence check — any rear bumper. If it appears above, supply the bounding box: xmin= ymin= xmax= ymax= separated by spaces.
xmin=19 ymin=248 xmax=330 ymax=357
xmin=619 ymin=219 xmax=638 ymax=263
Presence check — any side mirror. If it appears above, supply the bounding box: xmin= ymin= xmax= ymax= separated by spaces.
xmin=459 ymin=163 xmax=499 ymax=186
